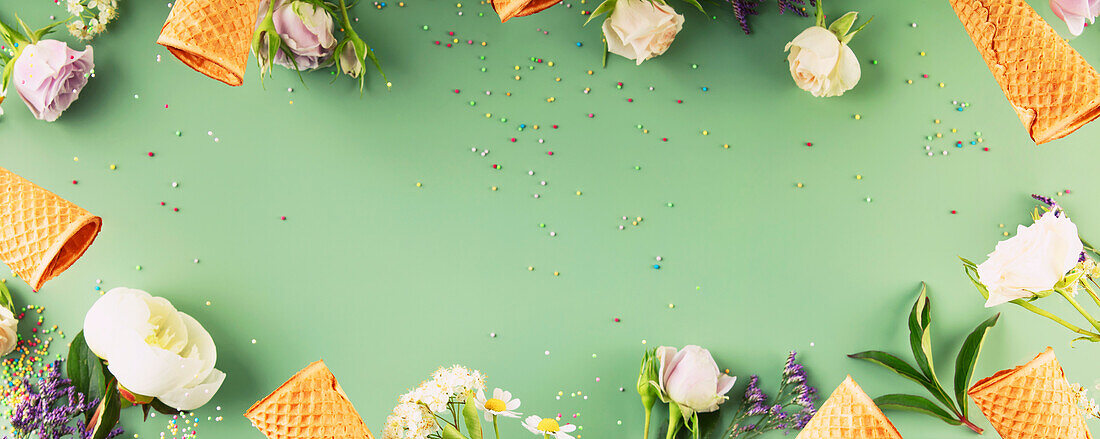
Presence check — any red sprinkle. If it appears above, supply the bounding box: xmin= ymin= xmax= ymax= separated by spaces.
xmin=676 ymin=100 xmax=682 ymax=104
xmin=160 ymin=202 xmax=166 ymax=206
xmin=547 ymin=151 xmax=553 ymax=156
xmin=510 ymin=138 xmax=517 ymax=142
xmin=983 ymin=147 xmax=989 ymax=151
xmin=614 ymin=318 xmax=620 ymax=322
xmin=173 ymin=208 xmax=179 ymax=212
xmin=280 ymin=216 xmax=287 ymax=220
xmin=148 ymin=152 xmax=155 ymax=157
xmin=951 ymin=210 xmax=958 ymax=214
xmin=72 ymin=180 xmax=77 ymax=184
xmin=434 ymin=41 xmax=441 ymax=45
xmin=454 ymin=89 xmax=460 ymax=93
xmin=806 ymin=142 xmax=813 ymax=147
xmin=552 ymin=125 xmax=558 ymax=129
xmin=662 ymin=138 xmax=668 ymax=142
xmin=627 ymin=98 xmax=633 ymax=102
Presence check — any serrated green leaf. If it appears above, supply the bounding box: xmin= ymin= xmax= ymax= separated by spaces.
xmin=462 ymin=391 xmax=483 ymax=439
xmin=442 ymin=423 xmax=469 ymax=439
xmin=67 ymin=331 xmax=107 ymax=421
xmin=874 ymin=394 xmax=961 ymax=425
xmin=954 ymin=313 xmax=999 ymax=418
xmin=584 ymin=0 xmax=617 ymax=26
xmin=827 ymin=11 xmax=858 ymax=38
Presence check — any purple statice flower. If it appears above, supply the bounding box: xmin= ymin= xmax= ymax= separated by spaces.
xmin=725 ymin=0 xmax=815 ymax=34
xmin=8 ymin=361 xmax=124 ymax=439
xmin=743 ymin=375 xmax=767 ymax=405
xmin=723 ymin=351 xmax=819 ymax=439
xmin=1032 ymin=194 xmax=1064 ymax=217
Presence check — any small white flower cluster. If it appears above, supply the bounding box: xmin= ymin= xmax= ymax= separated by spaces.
xmin=1071 ymin=383 xmax=1100 ymax=419
xmin=383 ymin=365 xmax=487 ymax=439
xmin=64 ymin=0 xmax=118 ymax=41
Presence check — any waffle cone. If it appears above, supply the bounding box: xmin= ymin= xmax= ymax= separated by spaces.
xmin=491 ymin=0 xmax=559 ymax=22
xmin=0 ymin=167 xmax=101 ymax=292
xmin=795 ymin=376 xmax=902 ymax=439
xmin=157 ymin=0 xmax=262 ymax=86
xmin=245 ymin=360 xmax=374 ymax=439
xmin=968 ymin=347 xmax=1092 ymax=439
xmin=949 ymin=0 xmax=1100 ymax=144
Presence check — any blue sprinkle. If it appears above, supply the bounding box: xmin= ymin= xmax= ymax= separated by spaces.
xmin=94 ymin=286 xmax=101 ymax=291
xmin=701 ymin=86 xmax=708 ymax=91
xmin=653 ymin=264 xmax=660 ymax=269
xmin=970 ymin=141 xmax=976 ymax=145
xmin=576 ymin=42 xmax=583 ymax=47
xmin=957 ymin=107 xmax=964 ymax=111
xmin=520 ymin=124 xmax=526 ymax=128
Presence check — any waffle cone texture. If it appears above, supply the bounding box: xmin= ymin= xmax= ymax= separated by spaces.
xmin=968 ymin=347 xmax=1092 ymax=439
xmin=491 ymin=0 xmax=559 ymax=22
xmin=0 ymin=167 xmax=101 ymax=291
xmin=157 ymin=0 xmax=262 ymax=86
xmin=949 ymin=0 xmax=1100 ymax=144
xmin=245 ymin=360 xmax=374 ymax=439
xmin=795 ymin=375 xmax=903 ymax=439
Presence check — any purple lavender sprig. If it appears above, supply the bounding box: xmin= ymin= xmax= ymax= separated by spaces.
xmin=722 ymin=351 xmax=817 ymax=439
xmin=725 ymin=0 xmax=815 ymax=34
xmin=7 ymin=361 xmax=123 ymax=439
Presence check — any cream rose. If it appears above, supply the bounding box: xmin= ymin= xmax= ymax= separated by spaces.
xmin=0 ymin=306 xmax=17 ymax=356
xmin=83 ymin=288 xmax=225 ymax=410
xmin=978 ymin=211 xmax=1084 ymax=307
xmin=602 ymin=0 xmax=684 ymax=65
xmin=784 ymin=26 xmax=860 ymax=97
xmin=656 ymin=345 xmax=735 ymax=416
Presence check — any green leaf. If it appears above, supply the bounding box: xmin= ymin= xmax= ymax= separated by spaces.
xmin=462 ymin=392 xmax=484 ymax=439
xmin=680 ymin=0 xmax=706 ymax=14
xmin=149 ymin=398 xmax=183 ymax=416
xmin=442 ymin=423 xmax=469 ymax=439
xmin=848 ymin=350 xmax=956 ymax=411
xmin=827 ymin=11 xmax=858 ymax=37
xmin=905 ymin=286 xmax=960 ymax=414
xmin=874 ymin=394 xmax=961 ymax=425
xmin=840 ymin=16 xmax=873 ymax=45
xmin=66 ymin=331 xmax=107 ymax=421
xmin=87 ymin=379 xmax=121 ymax=439
xmin=584 ymin=0 xmax=617 ymax=26
xmin=0 ymin=281 xmax=14 ymax=314
xmin=953 ymin=313 xmax=999 ymax=418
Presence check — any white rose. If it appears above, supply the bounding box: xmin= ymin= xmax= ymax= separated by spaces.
xmin=784 ymin=26 xmax=860 ymax=97
xmin=0 ymin=306 xmax=18 ymax=356
xmin=978 ymin=211 xmax=1083 ymax=307
xmin=602 ymin=0 xmax=684 ymax=65
xmin=656 ymin=345 xmax=736 ymax=416
xmin=83 ymin=288 xmax=225 ymax=410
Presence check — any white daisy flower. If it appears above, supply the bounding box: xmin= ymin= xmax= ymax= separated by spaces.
xmin=87 ymin=0 xmax=110 ymax=9
xmin=522 ymin=415 xmax=577 ymax=439
xmin=98 ymin=7 xmax=117 ymax=23
xmin=66 ymin=0 xmax=85 ymax=15
xmin=88 ymin=18 xmax=105 ymax=35
xmin=475 ymin=388 xmax=522 ymax=421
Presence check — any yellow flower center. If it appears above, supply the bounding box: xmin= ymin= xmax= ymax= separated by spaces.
xmin=536 ymin=419 xmax=560 ymax=433
xmin=484 ymin=398 xmax=507 ymax=412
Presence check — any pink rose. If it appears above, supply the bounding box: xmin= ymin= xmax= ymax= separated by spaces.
xmin=11 ymin=40 xmax=93 ymax=122
xmin=1050 ymin=0 xmax=1100 ymax=35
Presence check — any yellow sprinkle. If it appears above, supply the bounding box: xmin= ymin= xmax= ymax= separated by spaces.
xmin=515 ymin=75 xmax=521 ymax=80
xmin=109 ymin=164 xmax=116 ymax=170
xmin=934 ymin=119 xmax=941 ymax=124
xmin=906 ymin=79 xmax=913 ymax=84
xmin=854 ymin=114 xmax=861 ymax=120
xmin=1003 ymin=232 xmax=1009 ymax=236
xmin=668 ymin=303 xmax=675 ymax=309
xmin=456 ymin=2 xmax=462 ymax=6
xmin=939 ymin=82 xmax=945 ymax=87
xmin=977 ymin=137 xmax=983 ymax=143
xmin=416 ymin=182 xmax=422 ymax=187
xmin=528 ymin=266 xmax=534 ymax=271
xmin=856 ymin=174 xmax=862 ymax=180
xmin=514 ymin=65 xmax=520 ymax=70
xmin=576 ymin=191 xmax=582 ymax=195
xmin=533 ymin=125 xmax=539 ymax=129
xmin=492 ymin=186 xmax=498 ymax=191
xmin=636 ymin=217 xmax=642 ymax=221
xmin=485 ymin=113 xmax=492 ymax=118
xmin=632 ymin=221 xmax=638 ymax=226
xmin=642 ymin=129 xmax=649 ymax=134
xmin=554 ymin=271 xmax=560 ymax=276
xmin=548 ymin=61 xmax=554 ymax=67
xmin=452 ymin=39 xmax=459 ymax=43
xmin=920 ymin=51 xmax=926 ymax=56
xmin=481 ymin=42 xmax=487 ymax=46
xmin=796 ymin=182 xmax=804 ymax=188
xmin=587 ymin=70 xmax=594 ymax=75
xmin=723 ymin=144 xmax=730 ymax=149
xmin=936 ymin=133 xmax=942 ymax=138
xmin=73 ymin=157 xmax=79 ymax=161
xmin=289 ymin=100 xmax=293 ymax=104
xmin=702 ymin=130 xmax=709 ymax=135
xmin=951 ymin=128 xmax=957 ymax=133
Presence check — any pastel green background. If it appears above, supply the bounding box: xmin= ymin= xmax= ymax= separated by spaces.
xmin=3 ymin=0 xmax=1100 ymax=437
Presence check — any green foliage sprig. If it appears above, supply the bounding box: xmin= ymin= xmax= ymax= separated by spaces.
xmin=849 ymin=283 xmax=998 ymax=434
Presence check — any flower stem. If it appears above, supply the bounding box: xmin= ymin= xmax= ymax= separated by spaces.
xmin=493 ymin=416 xmax=500 ymax=439
xmin=1082 ymin=278 xmax=1100 ymax=309
xmin=960 ymin=417 xmax=984 ymax=434
xmin=666 ymin=404 xmax=683 ymax=439
xmin=1013 ymin=300 xmax=1100 ymax=339
xmin=1058 ymin=289 xmax=1100 ymax=334
xmin=643 ymin=408 xmax=651 ymax=439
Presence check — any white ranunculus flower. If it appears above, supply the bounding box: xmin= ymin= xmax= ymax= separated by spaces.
xmin=656 ymin=345 xmax=736 ymax=416
xmin=83 ymin=288 xmax=225 ymax=410
xmin=978 ymin=211 xmax=1084 ymax=307
xmin=784 ymin=26 xmax=861 ymax=97
xmin=0 ymin=306 xmax=18 ymax=356
xmin=602 ymin=0 xmax=684 ymax=65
